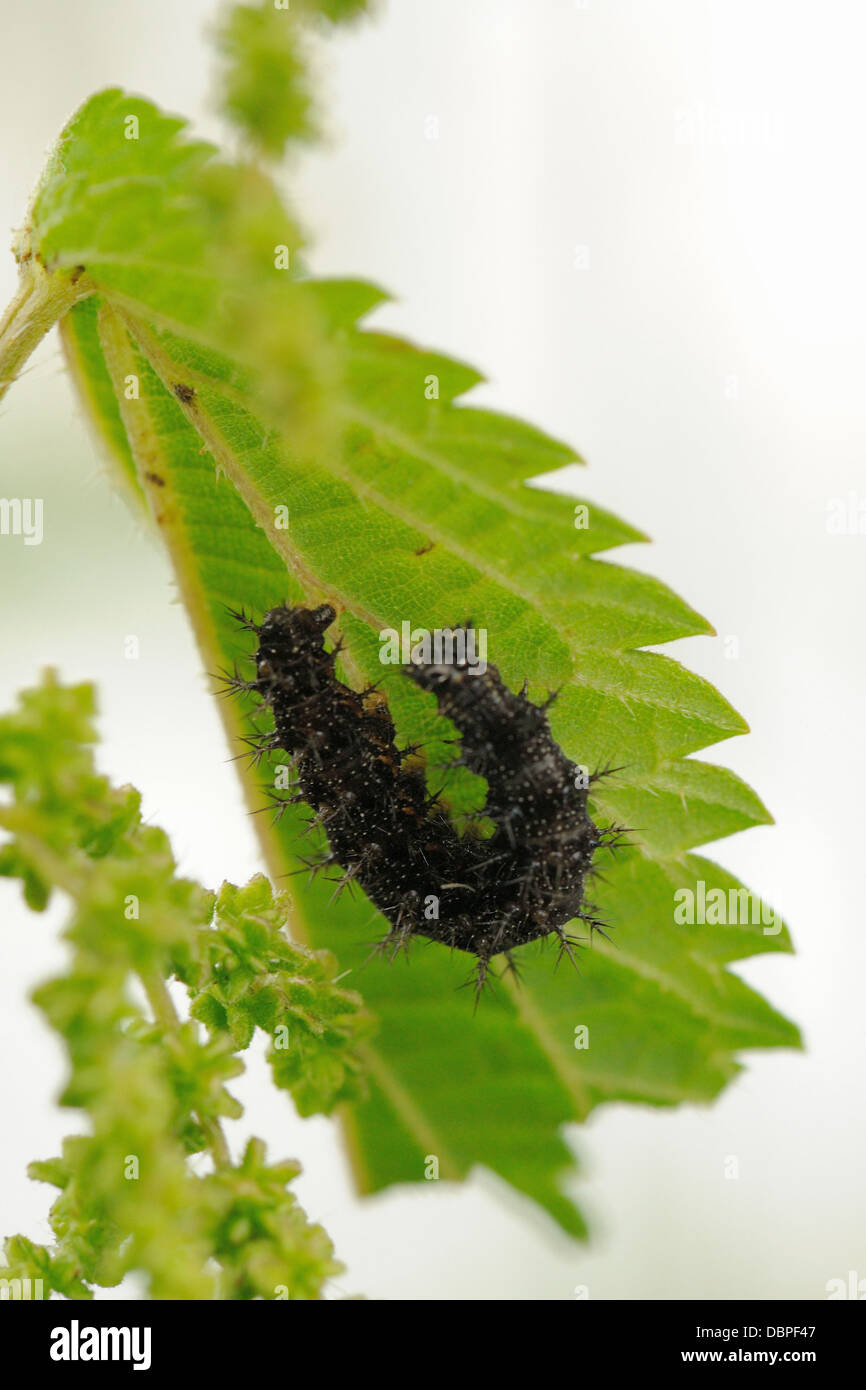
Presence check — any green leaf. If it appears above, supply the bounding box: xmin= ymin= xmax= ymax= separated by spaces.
xmin=2 ymin=88 xmax=800 ymax=1240
xmin=14 ymin=87 xmax=337 ymax=458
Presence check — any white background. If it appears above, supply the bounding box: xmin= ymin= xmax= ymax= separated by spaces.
xmin=0 ymin=0 xmax=863 ymax=1299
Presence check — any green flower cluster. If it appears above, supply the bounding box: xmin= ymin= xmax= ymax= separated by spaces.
xmin=0 ymin=672 xmax=370 ymax=1299
xmin=187 ymin=876 xmax=371 ymax=1116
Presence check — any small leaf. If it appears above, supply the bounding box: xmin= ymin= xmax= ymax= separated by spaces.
xmin=191 ymin=992 xmax=228 ymax=1032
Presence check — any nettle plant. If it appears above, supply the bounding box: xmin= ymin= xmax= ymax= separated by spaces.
xmin=0 ymin=1 xmax=799 ymax=1299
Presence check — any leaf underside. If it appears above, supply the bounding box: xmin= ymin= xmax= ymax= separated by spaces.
xmin=18 ymin=89 xmax=798 ymax=1238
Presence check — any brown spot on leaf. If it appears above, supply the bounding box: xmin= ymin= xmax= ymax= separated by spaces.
xmin=173 ymin=382 xmax=196 ymax=405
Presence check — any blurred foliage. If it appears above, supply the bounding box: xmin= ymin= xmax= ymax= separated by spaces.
xmin=0 ymin=672 xmax=368 ymax=1298
xmin=214 ymin=0 xmax=373 ymax=159
xmin=216 ymin=3 xmax=318 ymax=154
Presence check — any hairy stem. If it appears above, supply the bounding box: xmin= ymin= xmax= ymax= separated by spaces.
xmin=0 ymin=262 xmax=92 ymax=401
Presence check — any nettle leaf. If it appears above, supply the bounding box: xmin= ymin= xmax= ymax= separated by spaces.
xmin=6 ymin=89 xmax=799 ymax=1238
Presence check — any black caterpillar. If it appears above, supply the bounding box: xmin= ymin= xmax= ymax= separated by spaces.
xmin=224 ymin=604 xmax=626 ymax=995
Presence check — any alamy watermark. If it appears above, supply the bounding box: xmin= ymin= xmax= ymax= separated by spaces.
xmin=674 ymin=103 xmax=783 ymax=150
xmin=826 ymin=491 xmax=866 ymax=535
xmin=674 ymin=881 xmax=779 ymax=935
xmin=0 ymin=497 xmax=43 ymax=545
xmin=0 ymin=1275 xmax=44 ymax=1299
xmin=379 ymin=622 xmax=488 ymax=675
xmin=826 ymin=1270 xmax=866 ymax=1299
xmin=49 ymin=1320 xmax=151 ymax=1370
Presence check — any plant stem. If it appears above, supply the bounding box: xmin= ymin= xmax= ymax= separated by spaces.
xmin=0 ymin=261 xmax=91 ymax=403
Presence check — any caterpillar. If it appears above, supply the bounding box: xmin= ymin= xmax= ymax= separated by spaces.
xmin=224 ymin=603 xmax=626 ymax=996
